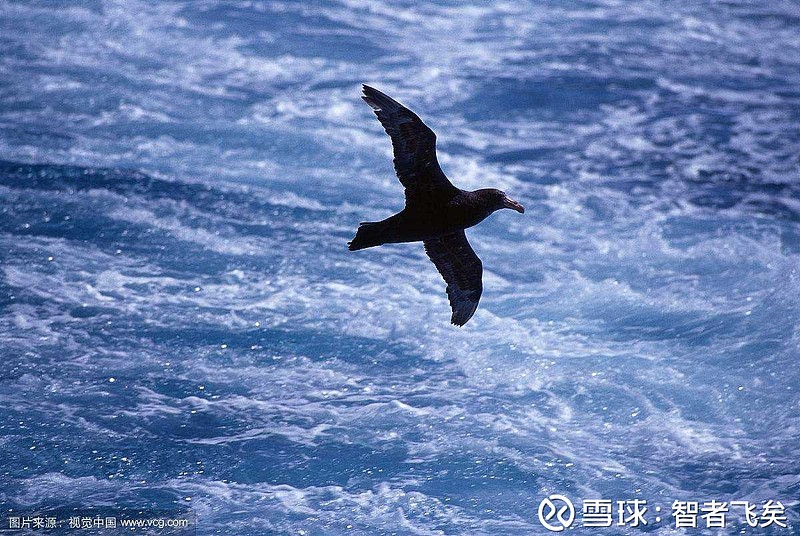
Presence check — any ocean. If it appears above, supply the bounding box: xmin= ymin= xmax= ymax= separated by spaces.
xmin=1 ymin=0 xmax=799 ymax=534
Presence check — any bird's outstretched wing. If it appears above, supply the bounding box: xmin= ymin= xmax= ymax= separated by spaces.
xmin=362 ymin=85 xmax=458 ymax=203
xmin=423 ymin=231 xmax=483 ymax=326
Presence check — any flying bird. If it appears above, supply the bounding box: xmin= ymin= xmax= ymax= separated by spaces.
xmin=349 ymin=85 xmax=525 ymax=326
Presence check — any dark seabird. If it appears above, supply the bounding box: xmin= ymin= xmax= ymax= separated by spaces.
xmin=349 ymin=85 xmax=525 ymax=326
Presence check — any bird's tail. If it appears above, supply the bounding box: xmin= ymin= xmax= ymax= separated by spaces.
xmin=348 ymin=220 xmax=394 ymax=251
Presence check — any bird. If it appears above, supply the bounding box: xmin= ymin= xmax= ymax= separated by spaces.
xmin=349 ymin=85 xmax=525 ymax=326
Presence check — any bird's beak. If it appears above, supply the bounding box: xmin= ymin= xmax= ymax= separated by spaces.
xmin=502 ymin=196 xmax=525 ymax=213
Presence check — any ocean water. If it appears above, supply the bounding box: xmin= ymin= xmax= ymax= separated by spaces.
xmin=1 ymin=0 xmax=800 ymax=534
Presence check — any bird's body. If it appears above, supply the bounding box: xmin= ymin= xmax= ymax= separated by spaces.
xmin=350 ymin=85 xmax=524 ymax=326
xmin=349 ymin=189 xmax=503 ymax=249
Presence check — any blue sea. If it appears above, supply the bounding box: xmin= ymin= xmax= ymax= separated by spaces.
xmin=1 ymin=1 xmax=799 ymax=534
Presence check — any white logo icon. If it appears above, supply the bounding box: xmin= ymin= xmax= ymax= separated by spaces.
xmin=538 ymin=494 xmax=575 ymax=532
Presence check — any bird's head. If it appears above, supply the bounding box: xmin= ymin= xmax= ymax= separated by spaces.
xmin=479 ymin=188 xmax=525 ymax=214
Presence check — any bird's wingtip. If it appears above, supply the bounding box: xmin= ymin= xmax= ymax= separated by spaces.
xmin=361 ymin=93 xmax=380 ymax=111
xmin=450 ymin=314 xmax=468 ymax=327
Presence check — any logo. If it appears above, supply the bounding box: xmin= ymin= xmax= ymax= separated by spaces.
xmin=538 ymin=494 xmax=575 ymax=532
